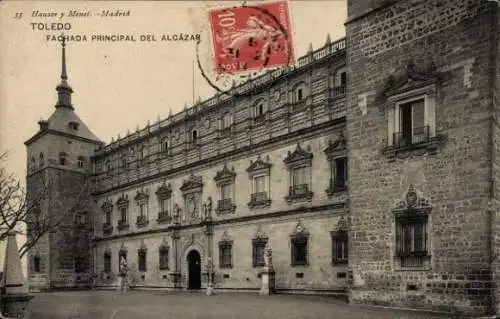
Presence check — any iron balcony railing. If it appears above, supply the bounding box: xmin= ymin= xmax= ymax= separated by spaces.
xmin=331 ymin=85 xmax=346 ymax=98
xmin=157 ymin=211 xmax=171 ymax=223
xmin=217 ymin=198 xmax=234 ymax=211
xmin=250 ymin=191 xmax=268 ymax=203
xmin=136 ymin=215 xmax=148 ymax=226
xmin=393 ymin=126 xmax=430 ymax=148
xmin=289 ymin=184 xmax=310 ymax=196
xmin=329 ymin=178 xmax=347 ymax=192
xmin=102 ymin=223 xmax=113 ymax=235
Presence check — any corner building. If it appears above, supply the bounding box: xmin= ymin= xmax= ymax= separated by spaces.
xmin=345 ymin=0 xmax=500 ymax=316
xmin=24 ymin=0 xmax=500 ymax=316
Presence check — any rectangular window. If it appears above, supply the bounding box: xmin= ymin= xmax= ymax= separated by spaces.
xmin=396 ymin=217 xmax=428 ymax=268
xmin=103 ymin=254 xmax=111 ymax=272
xmin=139 ymin=203 xmax=147 ymax=217
xmin=291 ymin=235 xmax=308 ymax=266
xmin=160 ymin=198 xmax=169 ymax=213
xmin=254 ymin=175 xmax=266 ymax=193
xmin=395 ymin=99 xmax=427 ymax=147
xmin=138 ymin=250 xmax=147 ymax=272
xmin=291 ymin=166 xmax=310 ymax=196
xmin=120 ymin=208 xmax=127 ymax=222
xmin=74 ymin=257 xmax=85 ymax=273
xmin=222 ymin=114 xmax=233 ymax=129
xmin=252 ymin=239 xmax=267 ymax=267
xmin=219 ymin=243 xmax=233 ymax=268
xmin=221 ymin=184 xmax=231 ymax=200
xmin=332 ymin=232 xmax=348 ymax=264
xmin=105 ymin=211 xmax=112 ymax=224
xmin=330 ymin=157 xmax=348 ymax=190
xmin=159 ymin=248 xmax=169 ymax=270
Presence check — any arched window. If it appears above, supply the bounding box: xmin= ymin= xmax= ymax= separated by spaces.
xmin=161 ymin=137 xmax=168 ymax=153
xmin=292 ymin=82 xmax=306 ymax=103
xmin=58 ymin=152 xmax=67 ymax=166
xmin=30 ymin=157 xmax=36 ymax=172
xmin=192 ymin=129 xmax=198 ymax=143
xmin=39 ymin=153 xmax=44 ymax=168
xmin=106 ymin=160 xmax=112 ymax=172
xmin=33 ymin=255 xmax=41 ymax=273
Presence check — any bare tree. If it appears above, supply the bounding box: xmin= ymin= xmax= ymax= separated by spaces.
xmin=0 ymin=151 xmax=91 ymax=258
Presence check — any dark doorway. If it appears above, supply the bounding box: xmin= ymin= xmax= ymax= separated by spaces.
xmin=187 ymin=250 xmax=201 ymax=290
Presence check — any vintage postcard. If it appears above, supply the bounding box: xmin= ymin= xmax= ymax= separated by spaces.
xmin=0 ymin=0 xmax=499 ymax=318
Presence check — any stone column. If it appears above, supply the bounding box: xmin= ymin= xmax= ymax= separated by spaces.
xmin=259 ymin=242 xmax=276 ymax=295
xmin=204 ymin=197 xmax=215 ymax=296
xmin=169 ymin=205 xmax=182 ymax=287
xmin=0 ymin=231 xmax=34 ymax=318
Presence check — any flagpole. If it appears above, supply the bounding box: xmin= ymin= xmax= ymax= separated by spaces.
xmin=192 ymin=59 xmax=195 ymax=105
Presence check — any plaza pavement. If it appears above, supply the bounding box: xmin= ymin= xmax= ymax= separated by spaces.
xmin=30 ymin=290 xmax=462 ymax=319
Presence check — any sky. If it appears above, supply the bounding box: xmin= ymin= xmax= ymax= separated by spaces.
xmin=0 ymin=0 xmax=347 ymax=272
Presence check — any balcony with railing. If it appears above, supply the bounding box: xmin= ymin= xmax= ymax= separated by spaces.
xmin=285 ymin=184 xmax=313 ymax=203
xmin=117 ymin=219 xmax=129 ymax=231
xmin=330 ymin=85 xmax=346 ymax=99
xmin=326 ymin=178 xmax=348 ymax=196
xmin=216 ymin=198 xmax=236 ymax=215
xmin=136 ymin=215 xmax=149 ymax=228
xmin=248 ymin=191 xmax=272 ymax=209
xmin=102 ymin=223 xmax=113 ymax=236
xmin=392 ymin=126 xmax=430 ymax=149
xmin=157 ymin=211 xmax=171 ymax=224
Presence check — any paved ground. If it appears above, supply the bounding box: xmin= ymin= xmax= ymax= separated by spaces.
xmin=29 ymin=290 xmax=459 ymax=319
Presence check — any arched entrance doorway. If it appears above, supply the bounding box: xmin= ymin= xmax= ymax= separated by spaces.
xmin=187 ymin=250 xmax=201 ymax=290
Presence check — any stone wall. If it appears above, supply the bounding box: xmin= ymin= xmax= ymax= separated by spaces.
xmin=346 ymin=0 xmax=496 ymax=315
xmin=94 ymin=212 xmax=348 ymax=292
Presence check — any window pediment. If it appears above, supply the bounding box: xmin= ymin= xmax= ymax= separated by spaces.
xmin=116 ymin=194 xmax=129 ymax=208
xmin=134 ymin=190 xmax=149 ymax=203
xmin=382 ymin=60 xmax=441 ymax=100
xmin=155 ymin=182 xmax=172 ymax=199
xmin=290 ymin=221 xmax=309 ymax=240
xmin=284 ymin=143 xmax=313 ymax=166
xmin=247 ymin=155 xmax=272 ymax=175
xmin=219 ymin=230 xmax=233 ymax=246
xmin=392 ymin=184 xmax=431 ymax=216
xmin=253 ymin=225 xmax=268 ymax=242
xmin=324 ymin=133 xmax=347 ymax=158
xmin=214 ymin=164 xmax=236 ymax=185
xmin=159 ymin=238 xmax=169 ymax=252
xmin=101 ymin=199 xmax=113 ymax=212
xmin=180 ymin=174 xmax=203 ymax=194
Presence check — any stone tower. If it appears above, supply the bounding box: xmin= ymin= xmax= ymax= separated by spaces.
xmin=345 ymin=0 xmax=499 ymax=316
xmin=24 ymin=39 xmax=102 ymax=290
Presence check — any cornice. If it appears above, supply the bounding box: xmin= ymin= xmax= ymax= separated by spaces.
xmin=24 ymin=129 xmax=103 ymax=147
xmin=92 ymin=202 xmax=347 ymax=242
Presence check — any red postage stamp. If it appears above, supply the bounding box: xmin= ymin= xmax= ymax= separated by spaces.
xmin=208 ymin=1 xmax=295 ymax=74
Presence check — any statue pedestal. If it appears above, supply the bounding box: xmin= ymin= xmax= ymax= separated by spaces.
xmin=117 ymin=275 xmax=128 ymax=292
xmin=259 ymin=267 xmax=275 ymax=295
xmin=1 ymin=293 xmax=34 ymax=318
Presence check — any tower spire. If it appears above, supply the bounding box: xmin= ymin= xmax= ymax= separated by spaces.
xmin=55 ymin=36 xmax=74 ymax=110
xmin=61 ymin=37 xmax=68 ymax=81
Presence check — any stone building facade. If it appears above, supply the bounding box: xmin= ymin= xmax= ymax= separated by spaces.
xmin=24 ymin=0 xmax=500 ymax=316
xmin=345 ymin=0 xmax=500 ymax=316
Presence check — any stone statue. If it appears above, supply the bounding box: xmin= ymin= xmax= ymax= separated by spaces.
xmin=173 ymin=203 xmax=181 ymax=223
xmin=119 ymin=258 xmax=128 ymax=277
xmin=118 ymin=258 xmax=129 ymax=292
xmin=264 ymin=241 xmax=272 ymax=267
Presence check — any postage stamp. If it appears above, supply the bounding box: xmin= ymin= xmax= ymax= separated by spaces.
xmin=208 ymin=1 xmax=295 ymax=74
